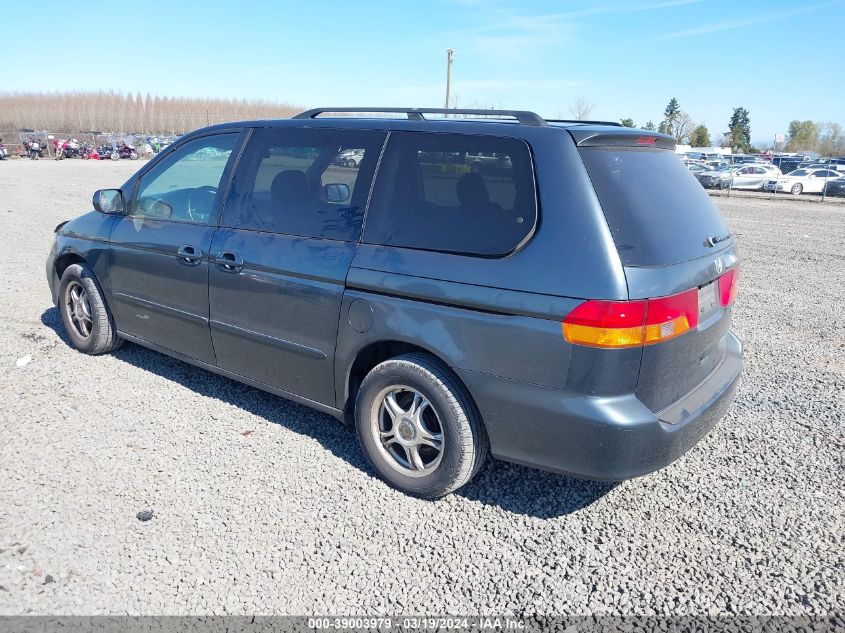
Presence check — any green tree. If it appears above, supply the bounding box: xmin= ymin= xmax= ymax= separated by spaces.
xmin=643 ymin=120 xmax=656 ymax=131
xmin=620 ymin=117 xmax=635 ymax=127
xmin=726 ymin=107 xmax=751 ymax=152
xmin=662 ymin=98 xmax=681 ymax=136
xmin=690 ymin=124 xmax=711 ymax=147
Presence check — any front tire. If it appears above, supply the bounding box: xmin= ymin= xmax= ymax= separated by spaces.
xmin=355 ymin=353 xmax=488 ymax=498
xmin=58 ymin=263 xmax=122 ymax=355
xmin=791 ymin=183 xmax=803 ymax=195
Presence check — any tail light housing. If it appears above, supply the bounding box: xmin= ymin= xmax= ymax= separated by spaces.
xmin=563 ymin=268 xmax=738 ymax=349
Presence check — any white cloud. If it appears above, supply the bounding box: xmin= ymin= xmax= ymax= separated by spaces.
xmin=657 ymin=1 xmax=841 ymax=39
xmin=443 ymin=0 xmax=703 ymax=57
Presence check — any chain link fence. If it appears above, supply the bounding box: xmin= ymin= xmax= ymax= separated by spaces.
xmin=682 ymin=153 xmax=845 ymax=203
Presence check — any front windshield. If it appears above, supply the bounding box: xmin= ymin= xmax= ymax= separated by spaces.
xmin=789 ymin=169 xmax=809 ymax=176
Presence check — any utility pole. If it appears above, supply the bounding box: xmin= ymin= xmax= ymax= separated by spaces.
xmin=445 ymin=48 xmax=455 ymax=109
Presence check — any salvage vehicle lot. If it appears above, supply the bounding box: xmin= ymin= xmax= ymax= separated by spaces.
xmin=0 ymin=159 xmax=843 ymax=615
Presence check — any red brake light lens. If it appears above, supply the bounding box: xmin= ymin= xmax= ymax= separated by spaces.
xmin=564 ymin=268 xmax=738 ymax=349
xmin=561 ymin=299 xmax=647 ymax=348
xmin=643 ymin=288 xmax=698 ymax=344
xmin=718 ymin=267 xmax=739 ymax=307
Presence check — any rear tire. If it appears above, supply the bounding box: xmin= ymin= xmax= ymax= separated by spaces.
xmin=355 ymin=353 xmax=488 ymax=498
xmin=58 ymin=263 xmax=122 ymax=355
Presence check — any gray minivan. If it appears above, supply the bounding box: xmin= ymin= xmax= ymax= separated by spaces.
xmin=46 ymin=108 xmax=742 ymax=498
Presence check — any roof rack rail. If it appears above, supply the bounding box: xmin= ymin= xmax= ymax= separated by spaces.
xmin=292 ymin=107 xmax=549 ymax=127
xmin=546 ymin=119 xmax=623 ymax=127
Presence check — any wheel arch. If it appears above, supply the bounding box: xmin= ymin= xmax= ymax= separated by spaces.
xmin=54 ymin=252 xmax=87 ymax=279
xmin=51 ymin=251 xmax=88 ymax=303
xmin=342 ymin=340 xmax=478 ymax=422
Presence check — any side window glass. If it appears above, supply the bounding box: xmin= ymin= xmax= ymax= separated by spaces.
xmin=222 ymin=128 xmax=387 ymax=241
xmin=131 ymin=134 xmax=237 ymax=224
xmin=364 ymin=132 xmax=537 ymax=256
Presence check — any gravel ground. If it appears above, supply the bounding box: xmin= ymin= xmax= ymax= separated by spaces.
xmin=0 ymin=159 xmax=843 ymax=616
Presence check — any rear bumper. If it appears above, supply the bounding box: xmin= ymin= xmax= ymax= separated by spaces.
xmin=460 ymin=331 xmax=742 ymax=480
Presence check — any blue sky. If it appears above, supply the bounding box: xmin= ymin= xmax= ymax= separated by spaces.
xmin=2 ymin=0 xmax=842 ymax=144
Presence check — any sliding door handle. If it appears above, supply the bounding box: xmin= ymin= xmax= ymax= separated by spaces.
xmin=213 ymin=251 xmax=244 ymax=272
xmin=176 ymin=244 xmax=203 ymax=265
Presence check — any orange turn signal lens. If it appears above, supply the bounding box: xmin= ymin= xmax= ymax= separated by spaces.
xmin=562 ymin=299 xmax=647 ymax=348
xmin=562 ymin=288 xmax=699 ymax=349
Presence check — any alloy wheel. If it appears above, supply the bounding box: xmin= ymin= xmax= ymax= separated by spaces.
xmin=370 ymin=385 xmax=444 ymax=477
xmin=65 ymin=280 xmax=93 ymax=340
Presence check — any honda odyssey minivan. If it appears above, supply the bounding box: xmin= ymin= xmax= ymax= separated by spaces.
xmin=47 ymin=107 xmax=742 ymax=498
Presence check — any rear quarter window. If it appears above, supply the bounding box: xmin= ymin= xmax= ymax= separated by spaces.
xmin=579 ymin=146 xmax=731 ymax=267
xmin=364 ymin=132 xmax=537 ymax=256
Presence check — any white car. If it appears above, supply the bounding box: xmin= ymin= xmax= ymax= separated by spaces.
xmin=698 ymin=163 xmax=780 ymax=190
xmin=335 ymin=148 xmax=365 ymax=168
xmin=763 ymin=168 xmax=842 ymax=195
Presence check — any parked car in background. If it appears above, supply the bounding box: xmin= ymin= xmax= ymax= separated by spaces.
xmin=686 ymin=162 xmax=710 ymax=175
xmin=772 ymin=157 xmax=804 ymax=174
xmin=763 ymin=168 xmax=842 ymax=195
xmin=45 ymin=107 xmax=742 ymax=498
xmin=465 ymin=151 xmax=513 ymax=174
xmin=815 ymin=158 xmax=845 ymax=173
xmin=695 ymin=164 xmax=733 ymax=187
xmin=333 ymin=148 xmax=365 ymax=168
xmin=698 ymin=164 xmax=780 ymax=190
xmin=822 ymin=177 xmax=845 ymax=197
xmin=726 ymin=154 xmax=758 ymax=165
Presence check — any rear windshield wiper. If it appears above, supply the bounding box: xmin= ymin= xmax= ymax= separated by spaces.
xmin=704 ymin=233 xmax=731 ymax=247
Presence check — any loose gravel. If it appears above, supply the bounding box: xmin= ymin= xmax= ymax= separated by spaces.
xmin=0 ymin=159 xmax=843 ymax=616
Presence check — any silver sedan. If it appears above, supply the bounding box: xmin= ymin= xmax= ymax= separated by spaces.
xmin=698 ymin=164 xmax=780 ymax=190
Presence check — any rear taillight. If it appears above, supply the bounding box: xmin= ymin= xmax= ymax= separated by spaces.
xmin=562 ymin=272 xmax=740 ymax=349
xmin=643 ymin=289 xmax=698 ymax=344
xmin=718 ymin=267 xmax=739 ymax=307
xmin=561 ymin=299 xmax=647 ymax=348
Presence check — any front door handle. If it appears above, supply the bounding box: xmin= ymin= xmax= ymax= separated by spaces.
xmin=176 ymin=244 xmax=203 ymax=266
xmin=213 ymin=251 xmax=244 ymax=272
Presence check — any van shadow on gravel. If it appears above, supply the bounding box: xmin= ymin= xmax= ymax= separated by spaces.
xmin=41 ymin=307 xmax=614 ymax=518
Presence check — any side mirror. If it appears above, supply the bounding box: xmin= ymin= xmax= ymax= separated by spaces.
xmin=93 ymin=189 xmax=125 ymax=214
xmin=323 ymin=183 xmax=350 ymax=203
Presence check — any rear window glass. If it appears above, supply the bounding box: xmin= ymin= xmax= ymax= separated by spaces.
xmin=579 ymin=147 xmax=731 ymax=266
xmin=364 ymin=132 xmax=537 ymax=256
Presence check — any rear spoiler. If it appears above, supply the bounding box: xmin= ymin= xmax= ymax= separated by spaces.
xmin=568 ymin=127 xmax=676 ymax=150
